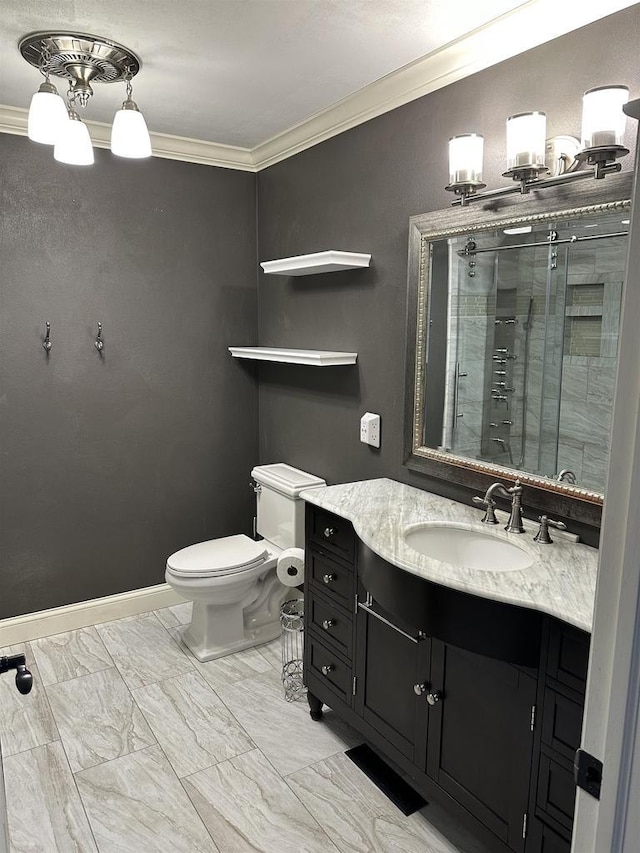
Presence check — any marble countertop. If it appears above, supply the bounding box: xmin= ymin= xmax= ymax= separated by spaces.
xmin=301 ymin=478 xmax=598 ymax=633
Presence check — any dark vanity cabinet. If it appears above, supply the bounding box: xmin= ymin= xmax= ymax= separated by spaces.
xmin=527 ymin=620 xmax=590 ymax=852
xmin=304 ymin=512 xmax=356 ymax=713
xmin=354 ymin=594 xmax=430 ymax=762
xmin=303 ymin=505 xmax=591 ymax=853
xmin=426 ymin=642 xmax=537 ymax=852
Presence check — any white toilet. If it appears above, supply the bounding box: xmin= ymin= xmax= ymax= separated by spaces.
xmin=165 ymin=463 xmax=325 ymax=661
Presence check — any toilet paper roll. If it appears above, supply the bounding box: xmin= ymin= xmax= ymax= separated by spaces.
xmin=276 ymin=548 xmax=305 ymax=587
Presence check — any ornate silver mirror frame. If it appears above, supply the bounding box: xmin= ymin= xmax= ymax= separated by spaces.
xmin=404 ymin=170 xmax=632 ymax=527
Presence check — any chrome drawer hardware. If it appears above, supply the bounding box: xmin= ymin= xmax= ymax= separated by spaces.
xmin=321 ymin=619 xmax=335 ymax=630
xmin=321 ymin=664 xmax=334 ymax=676
xmin=426 ymin=691 xmax=442 ymax=706
xmin=322 ymin=573 xmax=336 ymax=584
xmin=413 ymin=682 xmax=428 ymax=695
xmin=323 ymin=527 xmax=336 ymax=538
xmin=358 ymin=602 xmax=422 ymax=644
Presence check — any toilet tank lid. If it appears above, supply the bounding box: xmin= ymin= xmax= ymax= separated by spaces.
xmin=251 ymin=463 xmax=326 ymax=498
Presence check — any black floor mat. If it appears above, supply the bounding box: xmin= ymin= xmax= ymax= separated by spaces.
xmin=345 ymin=743 xmax=427 ymax=816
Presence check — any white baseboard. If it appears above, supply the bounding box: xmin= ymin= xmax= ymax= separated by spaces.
xmin=0 ymin=584 xmax=186 ymax=647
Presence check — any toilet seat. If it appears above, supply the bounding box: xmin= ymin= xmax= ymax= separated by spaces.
xmin=166 ymin=534 xmax=269 ymax=579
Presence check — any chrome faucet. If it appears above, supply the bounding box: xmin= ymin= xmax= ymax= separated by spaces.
xmin=556 ymin=469 xmax=577 ymax=484
xmin=473 ymin=479 xmax=525 ymax=533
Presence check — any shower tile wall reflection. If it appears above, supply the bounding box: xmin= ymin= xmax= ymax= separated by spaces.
xmin=441 ymin=212 xmax=627 ymax=492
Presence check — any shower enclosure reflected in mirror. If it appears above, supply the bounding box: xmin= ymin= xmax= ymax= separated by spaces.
xmin=405 ymin=172 xmax=632 ymax=515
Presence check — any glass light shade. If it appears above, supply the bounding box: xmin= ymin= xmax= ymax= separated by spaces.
xmin=506 ymin=112 xmax=546 ymax=170
xmin=111 ymin=106 xmax=152 ymax=158
xmin=581 ymin=85 xmax=629 ymax=149
xmin=448 ymin=134 xmax=484 ymax=185
xmin=53 ymin=114 xmax=94 ymax=165
xmin=27 ymin=83 xmax=69 ymax=145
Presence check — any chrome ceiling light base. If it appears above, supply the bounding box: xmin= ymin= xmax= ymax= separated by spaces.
xmin=19 ymin=32 xmax=141 ymax=107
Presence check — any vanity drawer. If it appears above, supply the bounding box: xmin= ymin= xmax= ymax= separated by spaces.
xmin=541 ymin=687 xmax=584 ymax=763
xmin=307 ymin=634 xmax=351 ymax=702
xmin=308 ymin=507 xmax=355 ymax=562
xmin=536 ymin=752 xmax=576 ymax=833
xmin=308 ymin=548 xmax=354 ymax=609
xmin=307 ymin=591 xmax=353 ymax=659
xmin=546 ymin=621 xmax=590 ymax=694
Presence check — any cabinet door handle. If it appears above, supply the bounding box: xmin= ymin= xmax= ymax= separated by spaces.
xmin=426 ymin=691 xmax=442 ymax=706
xmin=321 ymin=664 xmax=334 ymax=676
xmin=322 ymin=619 xmax=335 ymax=630
xmin=413 ymin=682 xmax=428 ymax=696
xmin=322 ymin=573 xmax=336 ymax=585
xmin=357 ymin=602 xmax=422 ymax=644
xmin=324 ymin=527 xmax=336 ymax=539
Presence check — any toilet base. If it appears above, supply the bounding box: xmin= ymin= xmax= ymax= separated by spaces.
xmin=180 ymin=619 xmax=281 ymax=662
xmin=178 ymin=570 xmax=288 ymax=662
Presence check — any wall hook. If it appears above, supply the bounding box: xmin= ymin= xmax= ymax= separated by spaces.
xmin=42 ymin=321 xmax=52 ymax=353
xmin=94 ymin=322 xmax=104 ymax=352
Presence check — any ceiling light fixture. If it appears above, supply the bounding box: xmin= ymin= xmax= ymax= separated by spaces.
xmin=19 ymin=31 xmax=151 ymax=164
xmin=446 ymin=85 xmax=630 ymax=206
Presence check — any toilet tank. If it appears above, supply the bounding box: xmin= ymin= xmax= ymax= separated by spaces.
xmin=252 ymin=463 xmax=326 ymax=549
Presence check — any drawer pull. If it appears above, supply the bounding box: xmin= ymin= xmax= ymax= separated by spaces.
xmin=324 ymin=527 xmax=336 ymax=539
xmin=322 ymin=573 xmax=337 ymax=585
xmin=413 ymin=682 xmax=427 ymax=696
xmin=322 ymin=619 xmax=335 ymax=630
xmin=427 ymin=691 xmax=442 ymax=706
xmin=321 ymin=664 xmax=334 ymax=676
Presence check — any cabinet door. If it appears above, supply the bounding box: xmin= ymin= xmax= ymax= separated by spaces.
xmin=355 ymin=600 xmax=430 ymax=762
xmin=426 ymin=641 xmax=536 ymax=853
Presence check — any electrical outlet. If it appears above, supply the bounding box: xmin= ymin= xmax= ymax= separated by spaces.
xmin=360 ymin=412 xmax=381 ymax=448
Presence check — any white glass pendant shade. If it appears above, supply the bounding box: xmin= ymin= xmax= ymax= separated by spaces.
xmin=448 ymin=134 xmax=484 ymax=185
xmin=27 ymin=82 xmax=68 ymax=144
xmin=111 ymin=103 xmax=152 ymax=158
xmin=506 ymin=112 xmax=546 ymax=170
xmin=581 ymin=85 xmax=629 ymax=149
xmin=53 ymin=113 xmax=94 ymax=165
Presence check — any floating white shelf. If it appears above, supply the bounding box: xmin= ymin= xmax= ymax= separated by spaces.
xmin=260 ymin=250 xmax=371 ymax=277
xmin=228 ymin=347 xmax=358 ymax=366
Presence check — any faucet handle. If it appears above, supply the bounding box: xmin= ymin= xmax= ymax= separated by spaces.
xmin=473 ymin=495 xmax=499 ymax=524
xmin=534 ymin=515 xmax=567 ymax=544
xmin=508 ymin=479 xmax=523 ymax=496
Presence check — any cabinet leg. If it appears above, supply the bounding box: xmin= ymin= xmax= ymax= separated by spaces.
xmin=307 ymin=691 xmax=323 ymax=721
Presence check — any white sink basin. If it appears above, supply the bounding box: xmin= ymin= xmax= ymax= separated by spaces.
xmin=403 ymin=523 xmax=534 ymax=571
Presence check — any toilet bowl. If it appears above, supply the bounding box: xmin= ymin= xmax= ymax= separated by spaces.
xmin=165 ymin=464 xmax=325 ymax=662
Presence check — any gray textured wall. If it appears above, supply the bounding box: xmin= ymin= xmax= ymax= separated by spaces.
xmin=2 ymin=9 xmax=639 ymax=620
xmin=256 ymin=8 xmax=640 ymax=532
xmin=0 ymin=136 xmax=258 ymax=618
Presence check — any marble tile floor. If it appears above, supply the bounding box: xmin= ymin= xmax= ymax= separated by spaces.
xmin=0 ymin=604 xmax=490 ymax=853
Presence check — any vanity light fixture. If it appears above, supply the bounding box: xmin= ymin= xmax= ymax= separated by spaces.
xmin=19 ymin=31 xmax=152 ymax=165
xmin=446 ymin=85 xmax=630 ymax=205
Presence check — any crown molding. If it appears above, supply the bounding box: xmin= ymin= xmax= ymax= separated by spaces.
xmin=251 ymin=0 xmax=639 ymax=170
xmin=0 ymin=104 xmax=256 ymax=171
xmin=2 ymin=0 xmax=636 ymax=173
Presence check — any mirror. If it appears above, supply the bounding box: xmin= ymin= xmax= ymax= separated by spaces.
xmin=405 ymin=172 xmax=632 ymax=516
